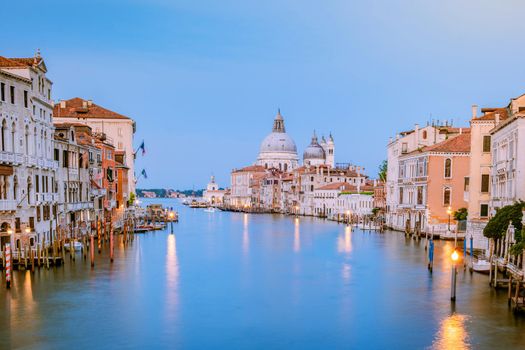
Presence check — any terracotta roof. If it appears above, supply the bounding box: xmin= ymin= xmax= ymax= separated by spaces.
xmin=317 ymin=182 xmax=356 ymax=191
xmin=9 ymin=57 xmax=42 ymax=67
xmin=233 ymin=165 xmax=266 ymax=173
xmin=0 ymin=56 xmax=26 ymax=68
xmin=473 ymin=108 xmax=508 ymax=122
xmin=424 ymin=132 xmax=471 ymax=153
xmin=53 ymin=97 xmax=130 ymax=120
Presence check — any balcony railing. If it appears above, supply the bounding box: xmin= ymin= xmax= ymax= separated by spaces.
xmin=0 ymin=200 xmax=17 ymax=211
xmin=0 ymin=151 xmax=23 ymax=165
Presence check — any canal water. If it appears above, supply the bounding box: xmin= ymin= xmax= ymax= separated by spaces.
xmin=1 ymin=198 xmax=525 ymax=349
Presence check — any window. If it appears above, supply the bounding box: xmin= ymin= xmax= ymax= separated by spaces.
xmin=483 ymin=136 xmax=491 ymax=153
xmin=464 ymin=177 xmax=470 ymax=191
xmin=399 ymin=187 xmax=404 ymax=204
xmin=35 ymin=175 xmax=40 ymax=193
xmin=443 ymin=187 xmax=451 ymax=206
xmin=422 ymin=130 xmax=427 ymax=140
xmin=62 ymin=150 xmax=69 ymax=168
xmin=54 ymin=148 xmax=59 ymax=161
xmin=118 ymin=128 xmax=123 ymax=136
xmin=417 ymin=186 xmax=423 ymax=205
xmin=29 ymin=217 xmax=34 ymax=230
xmin=481 ymin=174 xmax=490 ymax=193
xmin=0 ymin=83 xmax=4 ymax=101
xmin=401 ymin=143 xmax=408 ymax=153
xmin=10 ymin=86 xmax=15 ymax=104
xmin=24 ymin=90 xmax=28 ymax=108
xmin=444 ymin=158 xmax=452 ymax=178
xmin=480 ymin=204 xmax=489 ymax=218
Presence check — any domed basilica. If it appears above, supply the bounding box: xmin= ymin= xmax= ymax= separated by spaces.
xmin=256 ymin=110 xmax=335 ymax=171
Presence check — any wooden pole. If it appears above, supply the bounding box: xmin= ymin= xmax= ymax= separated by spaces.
xmin=110 ymin=227 xmax=114 ymax=263
xmin=90 ymin=234 xmax=95 ymax=268
xmin=5 ymin=243 xmax=11 ymax=289
xmin=97 ymin=220 xmax=101 ymax=254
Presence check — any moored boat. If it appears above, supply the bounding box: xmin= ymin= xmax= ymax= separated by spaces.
xmin=64 ymin=241 xmax=83 ymax=251
xmin=472 ymin=259 xmax=491 ymax=274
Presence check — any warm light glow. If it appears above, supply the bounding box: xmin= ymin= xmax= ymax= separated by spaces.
xmin=25 ymin=227 xmax=31 ymax=233
xmin=169 ymin=212 xmax=174 ymax=218
xmin=451 ymin=250 xmax=459 ymax=262
xmin=7 ymin=229 xmax=12 ymax=235
xmin=431 ymin=314 xmax=470 ymax=349
xmin=447 ymin=206 xmax=452 ymax=215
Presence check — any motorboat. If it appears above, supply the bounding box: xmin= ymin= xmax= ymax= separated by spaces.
xmin=64 ymin=241 xmax=83 ymax=251
xmin=472 ymin=259 xmax=491 ymax=274
xmin=204 ymin=207 xmax=217 ymax=213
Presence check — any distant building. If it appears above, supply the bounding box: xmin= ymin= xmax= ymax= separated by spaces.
xmin=203 ymin=176 xmax=226 ymax=205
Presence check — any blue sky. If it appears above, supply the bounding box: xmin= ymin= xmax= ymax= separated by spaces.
xmin=2 ymin=0 xmax=525 ymax=189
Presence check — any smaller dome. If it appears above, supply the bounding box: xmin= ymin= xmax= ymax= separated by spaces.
xmin=303 ymin=131 xmax=326 ymax=160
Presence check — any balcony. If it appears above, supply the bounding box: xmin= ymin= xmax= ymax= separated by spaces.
xmin=25 ymin=155 xmax=37 ymax=167
xmin=67 ymin=202 xmax=94 ymax=211
xmin=0 ymin=151 xmax=23 ymax=165
xmin=91 ymin=188 xmax=107 ymax=197
xmin=0 ymin=200 xmax=17 ymax=211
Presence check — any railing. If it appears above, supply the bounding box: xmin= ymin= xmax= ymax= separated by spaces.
xmin=0 ymin=151 xmax=23 ymax=165
xmin=0 ymin=199 xmax=17 ymax=211
xmin=67 ymin=202 xmax=94 ymax=211
xmin=91 ymin=188 xmax=107 ymax=197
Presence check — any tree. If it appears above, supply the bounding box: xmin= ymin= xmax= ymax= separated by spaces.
xmin=128 ymin=192 xmax=136 ymax=206
xmin=483 ymin=201 xmax=524 ymax=240
xmin=453 ymin=208 xmax=468 ymax=221
xmin=378 ymin=160 xmax=387 ymax=182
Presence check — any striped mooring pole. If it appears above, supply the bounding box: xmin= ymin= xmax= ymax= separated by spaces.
xmin=5 ymin=243 xmax=11 ymax=289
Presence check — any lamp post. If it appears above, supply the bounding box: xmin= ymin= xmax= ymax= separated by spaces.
xmin=451 ymin=249 xmax=459 ymax=302
xmin=169 ymin=211 xmax=174 ymax=234
xmin=447 ymin=206 xmax=452 ymax=231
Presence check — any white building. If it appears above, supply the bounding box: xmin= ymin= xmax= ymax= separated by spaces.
xmin=489 ymin=95 xmax=525 ymax=212
xmin=256 ymin=110 xmax=299 ymax=171
xmin=53 ymin=97 xmax=136 ymax=198
xmin=0 ymin=53 xmax=58 ymax=248
xmin=203 ymin=175 xmax=226 ymax=205
xmin=313 ymin=182 xmax=373 ymax=219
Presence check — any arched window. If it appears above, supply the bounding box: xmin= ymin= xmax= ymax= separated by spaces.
xmin=27 ymin=176 xmax=32 ymax=205
xmin=11 ymin=122 xmax=15 ymax=153
xmin=25 ymin=125 xmax=29 ymax=154
xmin=284 ymin=163 xmax=288 ymax=172
xmin=443 ymin=187 xmax=451 ymax=206
xmin=444 ymin=158 xmax=452 ymax=178
xmin=1 ymin=119 xmax=6 ymax=152
xmin=13 ymin=175 xmax=18 ymax=200
xmin=422 ymin=130 xmax=427 ymax=140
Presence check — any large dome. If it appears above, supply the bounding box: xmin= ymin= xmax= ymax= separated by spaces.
xmin=259 ymin=132 xmax=297 ymax=154
xmin=256 ymin=110 xmax=299 ymax=171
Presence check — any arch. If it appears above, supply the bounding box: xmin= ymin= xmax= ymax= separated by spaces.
xmin=443 ymin=187 xmax=451 ymax=206
xmin=24 ymin=125 xmax=29 ymax=154
xmin=1 ymin=119 xmax=6 ymax=152
xmin=11 ymin=122 xmax=15 ymax=153
xmin=0 ymin=222 xmax=10 ymax=233
xmin=422 ymin=130 xmax=427 ymax=140
xmin=27 ymin=176 xmax=32 ymax=205
xmin=444 ymin=158 xmax=452 ymax=178
xmin=13 ymin=175 xmax=18 ymax=200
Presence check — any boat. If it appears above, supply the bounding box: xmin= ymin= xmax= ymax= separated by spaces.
xmin=64 ymin=241 xmax=83 ymax=251
xmin=134 ymin=224 xmax=154 ymax=233
xmin=204 ymin=207 xmax=217 ymax=213
xmin=472 ymin=259 xmax=491 ymax=274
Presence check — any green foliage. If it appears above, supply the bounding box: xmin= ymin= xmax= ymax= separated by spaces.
xmin=483 ymin=201 xmax=525 ymax=239
xmin=453 ymin=208 xmax=468 ymax=221
xmin=372 ymin=207 xmax=381 ymax=216
xmin=128 ymin=192 xmax=136 ymax=206
xmin=378 ymin=160 xmax=387 ymax=182
xmin=511 ymin=240 xmax=525 ymax=256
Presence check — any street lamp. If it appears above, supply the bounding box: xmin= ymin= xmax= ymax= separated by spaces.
xmin=169 ymin=211 xmax=174 ymax=234
xmin=451 ymin=249 xmax=459 ymax=302
xmin=295 ymin=205 xmax=299 ymax=217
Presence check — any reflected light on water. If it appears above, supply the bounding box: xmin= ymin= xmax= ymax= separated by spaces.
xmin=165 ymin=234 xmax=179 ymax=320
xmin=338 ymin=226 xmax=352 ymax=254
xmin=430 ymin=314 xmax=470 ymax=350
xmin=294 ymin=218 xmax=300 ymax=253
xmin=243 ymin=214 xmax=249 ymax=255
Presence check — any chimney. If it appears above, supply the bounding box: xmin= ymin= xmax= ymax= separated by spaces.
xmin=471 ymin=104 xmax=478 ymax=119
xmin=495 ymin=113 xmax=500 ymax=125
xmin=459 ymin=128 xmax=463 ymax=134
xmin=87 ymin=99 xmax=93 ymax=107
xmin=60 ymin=100 xmax=66 ymax=108
xmin=82 ymin=100 xmax=87 ymax=108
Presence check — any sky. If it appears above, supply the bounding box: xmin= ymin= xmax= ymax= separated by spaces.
xmin=2 ymin=0 xmax=525 ymax=189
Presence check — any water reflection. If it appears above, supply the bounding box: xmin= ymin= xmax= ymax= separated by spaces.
xmin=338 ymin=225 xmax=352 ymax=254
xmin=165 ymin=234 xmax=179 ymax=321
xmin=243 ymin=214 xmax=249 ymax=255
xmin=294 ymin=218 xmax=301 ymax=253
xmin=430 ymin=313 xmax=470 ymax=350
